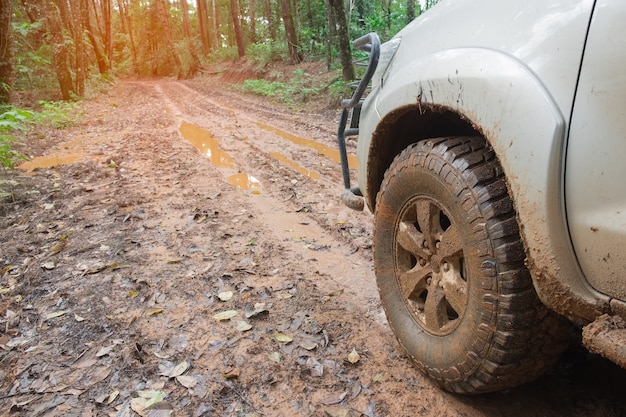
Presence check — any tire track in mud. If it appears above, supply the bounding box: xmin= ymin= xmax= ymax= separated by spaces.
xmin=141 ymin=80 xmax=380 ymax=312
xmin=141 ymin=81 xmax=626 ymax=417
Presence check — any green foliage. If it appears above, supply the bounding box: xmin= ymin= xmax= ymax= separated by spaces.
xmin=207 ymin=46 xmax=240 ymax=64
xmin=239 ymin=69 xmax=338 ymax=105
xmin=0 ymin=108 xmax=32 ymax=169
xmin=34 ymin=101 xmax=80 ymax=129
xmin=0 ymin=100 xmax=79 ymax=169
xmin=0 ymin=134 xmax=25 ymax=169
xmin=246 ymin=41 xmax=288 ymax=65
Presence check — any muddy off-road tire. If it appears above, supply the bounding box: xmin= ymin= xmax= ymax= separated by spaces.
xmin=374 ymin=137 xmax=570 ymax=394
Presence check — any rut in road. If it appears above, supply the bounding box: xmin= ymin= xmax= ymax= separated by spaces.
xmin=143 ymin=80 xmax=379 ymax=309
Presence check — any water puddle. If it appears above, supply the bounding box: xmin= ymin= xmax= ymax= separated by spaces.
xmin=256 ymin=122 xmax=359 ymax=169
xmin=269 ymin=152 xmax=321 ymax=180
xmin=18 ymin=153 xmax=85 ymax=171
xmin=228 ymin=173 xmax=262 ymax=192
xmin=180 ymin=121 xmax=234 ymax=169
xmin=180 ymin=121 xmax=262 ymax=193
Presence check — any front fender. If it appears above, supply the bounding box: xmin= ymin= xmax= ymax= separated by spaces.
xmin=359 ymin=47 xmax=608 ymax=322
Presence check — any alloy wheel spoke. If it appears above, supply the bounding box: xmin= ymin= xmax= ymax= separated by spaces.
xmin=415 ymin=200 xmax=439 ymax=251
xmin=442 ymin=272 xmax=468 ymax=314
xmin=423 ymin=276 xmax=447 ymax=330
xmin=438 ymin=223 xmax=462 ymax=259
xmin=399 ymin=266 xmax=431 ymax=300
xmin=397 ymin=221 xmax=430 ymax=260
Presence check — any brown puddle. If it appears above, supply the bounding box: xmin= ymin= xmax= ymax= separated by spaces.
xmin=256 ymin=122 xmax=359 ymax=169
xmin=269 ymin=152 xmax=321 ymax=180
xmin=180 ymin=121 xmax=234 ymax=169
xmin=228 ymin=173 xmax=262 ymax=191
xmin=180 ymin=121 xmax=262 ymax=192
xmin=18 ymin=153 xmax=85 ymax=171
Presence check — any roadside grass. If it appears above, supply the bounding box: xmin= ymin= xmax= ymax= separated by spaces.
xmin=0 ymin=101 xmax=80 ymax=203
xmin=237 ymin=68 xmax=351 ymax=107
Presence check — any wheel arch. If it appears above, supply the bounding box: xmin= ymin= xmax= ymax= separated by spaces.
xmin=359 ymin=47 xmax=610 ymax=323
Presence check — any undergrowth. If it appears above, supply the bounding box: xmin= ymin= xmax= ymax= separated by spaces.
xmin=238 ymin=69 xmax=348 ymax=106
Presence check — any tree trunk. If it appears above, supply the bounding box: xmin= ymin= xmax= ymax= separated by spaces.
xmin=264 ymin=0 xmax=276 ymax=42
xmin=181 ymin=0 xmax=200 ymax=76
xmin=197 ymin=0 xmax=211 ymax=54
xmin=102 ymin=0 xmax=112 ymax=64
xmin=118 ymin=0 xmax=138 ymax=74
xmin=406 ymin=0 xmax=416 ymax=23
xmin=248 ymin=0 xmax=256 ymax=43
xmin=0 ymin=0 xmax=13 ymax=104
xmin=324 ymin=0 xmax=335 ymax=70
xmin=279 ymin=0 xmax=301 ymax=64
xmin=45 ymin=0 xmax=75 ymax=100
xmin=328 ymin=0 xmax=354 ymax=80
xmin=71 ymin=0 xmax=86 ymax=96
xmin=229 ymin=0 xmax=245 ymax=57
xmin=83 ymin=0 xmax=108 ymax=74
xmin=154 ymin=0 xmax=182 ymax=77
xmin=211 ymin=0 xmax=219 ymax=50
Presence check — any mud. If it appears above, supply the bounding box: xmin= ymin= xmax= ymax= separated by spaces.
xmin=1 ymin=76 xmax=625 ymax=416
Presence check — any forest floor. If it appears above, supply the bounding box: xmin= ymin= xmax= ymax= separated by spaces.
xmin=1 ymin=62 xmax=626 ymax=417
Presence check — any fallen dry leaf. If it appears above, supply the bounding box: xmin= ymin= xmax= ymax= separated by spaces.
xmin=96 ymin=345 xmax=115 ymax=357
xmin=218 ymin=291 xmax=233 ymax=301
xmin=274 ymin=333 xmax=293 ymax=343
xmin=168 ymin=360 xmax=189 ymax=377
xmin=268 ymin=352 xmax=281 ymax=363
xmin=235 ymin=320 xmax=252 ymax=332
xmin=213 ymin=310 xmax=238 ymax=321
xmin=347 ymin=348 xmax=360 ymax=364
xmin=223 ymin=368 xmax=239 ymax=379
xmin=45 ymin=310 xmax=66 ymax=320
xmin=176 ymin=375 xmax=197 ymax=389
xmin=146 ymin=308 xmax=164 ymax=316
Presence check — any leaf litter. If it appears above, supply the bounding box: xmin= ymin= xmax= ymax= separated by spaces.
xmin=0 ymin=79 xmax=619 ymax=417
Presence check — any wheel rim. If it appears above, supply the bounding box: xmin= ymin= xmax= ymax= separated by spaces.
xmin=394 ymin=196 xmax=467 ymax=336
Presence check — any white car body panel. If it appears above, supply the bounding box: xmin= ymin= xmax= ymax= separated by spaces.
xmin=566 ymin=0 xmax=626 ymax=300
xmin=355 ymin=0 xmax=618 ymax=321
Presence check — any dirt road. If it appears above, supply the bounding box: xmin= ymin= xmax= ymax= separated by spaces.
xmin=1 ymin=78 xmax=625 ymax=416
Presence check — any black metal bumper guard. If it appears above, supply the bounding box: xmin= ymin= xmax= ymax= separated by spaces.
xmin=337 ymin=33 xmax=381 ymax=211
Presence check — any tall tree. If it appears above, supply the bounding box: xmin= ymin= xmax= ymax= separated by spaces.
xmin=180 ymin=0 xmax=200 ymax=75
xmin=84 ymin=0 xmax=109 ymax=74
xmin=197 ymin=0 xmax=211 ymax=54
xmin=210 ymin=0 xmax=219 ymax=50
xmin=324 ymin=0 xmax=335 ymax=69
xmin=406 ymin=0 xmax=417 ymax=23
xmin=44 ymin=0 xmax=75 ymax=99
xmin=118 ymin=0 xmax=138 ymax=74
xmin=154 ymin=0 xmax=182 ymax=76
xmin=0 ymin=0 xmax=13 ymax=104
xmin=71 ymin=0 xmax=86 ymax=96
xmin=264 ymin=0 xmax=276 ymax=42
xmin=248 ymin=0 xmax=256 ymax=43
xmin=279 ymin=0 xmax=301 ymax=64
xmin=229 ymin=0 xmax=245 ymax=57
xmin=328 ymin=0 xmax=353 ymax=80
xmin=101 ymin=0 xmax=112 ymax=64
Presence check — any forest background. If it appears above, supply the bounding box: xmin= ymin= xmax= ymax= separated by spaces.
xmin=0 ymin=0 xmax=438 ymax=168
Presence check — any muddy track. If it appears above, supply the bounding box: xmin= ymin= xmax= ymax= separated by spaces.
xmin=146 ymin=80 xmax=373 ymax=263
xmin=1 ymin=79 xmax=625 ymax=417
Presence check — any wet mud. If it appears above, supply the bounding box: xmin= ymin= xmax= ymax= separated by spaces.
xmin=1 ymin=78 xmax=625 ymax=416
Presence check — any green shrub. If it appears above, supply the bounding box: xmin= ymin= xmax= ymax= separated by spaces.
xmin=34 ymin=100 xmax=80 ymax=129
xmin=0 ymin=134 xmax=26 ymax=169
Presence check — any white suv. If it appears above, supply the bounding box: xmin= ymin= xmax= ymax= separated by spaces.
xmin=337 ymin=0 xmax=626 ymax=394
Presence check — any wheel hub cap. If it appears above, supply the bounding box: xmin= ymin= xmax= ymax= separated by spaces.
xmin=394 ymin=197 xmax=468 ymax=335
